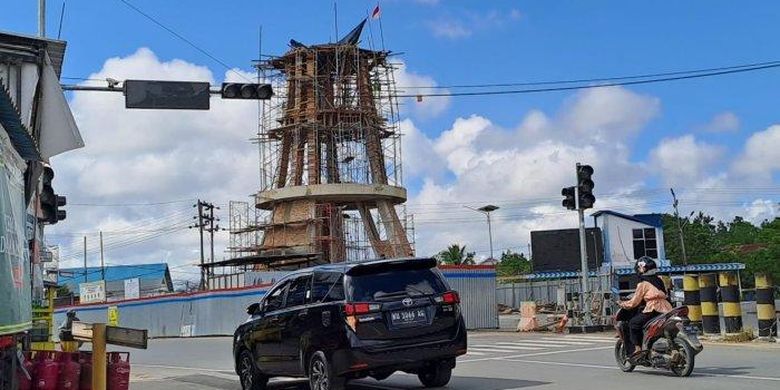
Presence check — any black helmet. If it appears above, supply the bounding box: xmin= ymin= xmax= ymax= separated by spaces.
xmin=634 ymin=256 xmax=657 ymax=276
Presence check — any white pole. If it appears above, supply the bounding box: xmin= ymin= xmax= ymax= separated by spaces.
xmin=38 ymin=0 xmax=46 ymax=37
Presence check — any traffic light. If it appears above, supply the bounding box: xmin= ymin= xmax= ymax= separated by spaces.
xmin=562 ymin=186 xmax=576 ymax=210
xmin=40 ymin=166 xmax=67 ymax=224
xmin=220 ymin=83 xmax=273 ymax=100
xmin=577 ymin=164 xmax=595 ymax=209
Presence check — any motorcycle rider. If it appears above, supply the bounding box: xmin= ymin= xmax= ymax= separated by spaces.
xmin=619 ymin=256 xmax=673 ymax=360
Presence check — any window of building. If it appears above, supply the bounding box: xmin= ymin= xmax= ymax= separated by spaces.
xmin=632 ymin=227 xmax=658 ymax=259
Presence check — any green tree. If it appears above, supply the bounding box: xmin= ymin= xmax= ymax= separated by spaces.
xmin=436 ymin=244 xmax=476 ymax=265
xmin=496 ymin=250 xmax=532 ymax=277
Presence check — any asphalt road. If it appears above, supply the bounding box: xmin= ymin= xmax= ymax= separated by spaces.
xmin=124 ymin=332 xmax=780 ymax=390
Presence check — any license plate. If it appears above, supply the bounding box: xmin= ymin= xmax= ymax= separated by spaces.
xmin=390 ymin=309 xmax=427 ymax=326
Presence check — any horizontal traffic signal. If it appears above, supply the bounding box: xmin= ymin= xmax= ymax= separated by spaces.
xmin=221 ymin=83 xmax=273 ymax=100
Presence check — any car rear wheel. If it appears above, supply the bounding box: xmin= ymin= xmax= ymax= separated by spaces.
xmin=417 ymin=362 xmax=453 ymax=388
xmin=238 ymin=349 xmax=268 ymax=390
xmin=309 ymin=351 xmax=345 ymax=390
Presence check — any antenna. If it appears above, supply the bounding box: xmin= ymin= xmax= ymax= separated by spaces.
xmin=333 ymin=1 xmax=339 ymax=42
xmin=57 ymin=1 xmax=66 ymax=39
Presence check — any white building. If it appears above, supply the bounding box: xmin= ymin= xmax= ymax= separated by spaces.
xmin=592 ymin=210 xmax=668 ymax=269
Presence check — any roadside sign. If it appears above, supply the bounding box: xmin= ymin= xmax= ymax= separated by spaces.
xmin=124 ymin=79 xmax=210 ymax=110
xmin=79 ymin=280 xmax=106 ymax=303
xmin=124 ymin=277 xmax=140 ymax=300
xmin=72 ymin=321 xmax=93 ymax=341
xmin=107 ymin=306 xmax=119 ymax=326
xmin=106 ymin=326 xmax=148 ymax=349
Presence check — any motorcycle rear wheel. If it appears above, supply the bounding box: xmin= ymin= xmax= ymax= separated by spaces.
xmin=670 ymin=339 xmax=695 ymax=377
xmin=614 ymin=340 xmax=636 ymax=372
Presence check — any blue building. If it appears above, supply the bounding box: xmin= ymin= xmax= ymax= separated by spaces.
xmin=58 ymin=263 xmax=173 ymax=301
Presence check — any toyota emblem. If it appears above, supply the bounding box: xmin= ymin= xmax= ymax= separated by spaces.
xmin=402 ymin=298 xmax=414 ymax=307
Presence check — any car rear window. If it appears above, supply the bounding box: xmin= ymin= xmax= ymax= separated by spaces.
xmin=347 ymin=268 xmax=448 ymax=302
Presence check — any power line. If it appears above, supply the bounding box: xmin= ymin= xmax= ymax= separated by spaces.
xmin=398 ymin=59 xmax=780 ymax=90
xmin=115 ymin=0 xmax=251 ymax=82
xmin=68 ymin=198 xmax=195 ymax=207
xmin=396 ymin=62 xmax=780 ymax=98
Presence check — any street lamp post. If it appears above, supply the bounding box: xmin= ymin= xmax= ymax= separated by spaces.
xmin=465 ymin=205 xmax=500 ymax=261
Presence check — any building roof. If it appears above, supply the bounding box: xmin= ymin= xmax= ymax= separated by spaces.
xmin=0 ymin=31 xmax=67 ymax=77
xmin=58 ymin=263 xmax=171 ymax=292
xmin=591 ymin=210 xmax=664 ymax=228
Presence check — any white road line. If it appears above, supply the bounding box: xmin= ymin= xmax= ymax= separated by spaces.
xmin=473 ymin=344 xmax=544 ymax=351
xmin=537 ymin=338 xmax=594 ymax=345
xmin=459 ymin=345 xmax=614 ymax=363
xmin=494 ymin=341 xmax=572 ymax=348
xmin=134 ymin=363 xmax=234 ymax=374
xmin=560 ymin=337 xmax=615 ymax=343
xmin=562 ymin=335 xmax=617 ymax=341
xmin=501 ymin=359 xmax=780 ymax=383
xmin=465 ymin=351 xmax=487 ymax=356
xmin=467 ymin=347 xmax=520 ymax=353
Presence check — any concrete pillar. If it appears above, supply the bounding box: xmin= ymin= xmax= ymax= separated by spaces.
xmin=755 ymin=273 xmax=777 ymax=339
xmin=683 ymin=275 xmax=702 ymax=331
xmin=699 ymin=273 xmax=720 ymax=335
xmin=718 ymin=272 xmax=742 ymax=334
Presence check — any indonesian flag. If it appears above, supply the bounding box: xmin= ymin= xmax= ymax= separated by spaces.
xmin=371 ymin=5 xmax=381 ymax=19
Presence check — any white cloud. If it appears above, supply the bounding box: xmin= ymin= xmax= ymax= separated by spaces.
xmin=650 ymin=135 xmax=724 ymax=187
xmin=732 ymin=124 xmax=780 ymax=182
xmin=406 ymin=87 xmax=656 ymax=257
xmin=394 ymin=60 xmax=451 ymax=118
xmin=743 ymin=199 xmax=780 ymax=225
xmin=429 ymin=19 xmax=472 ymax=39
xmin=48 ymin=48 xmax=259 ymax=280
xmin=427 ymin=9 xmax=524 ymax=40
xmin=701 ymin=111 xmax=740 ymax=133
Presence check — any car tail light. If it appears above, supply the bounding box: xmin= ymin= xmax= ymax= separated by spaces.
xmin=344 ymin=303 xmax=381 ymax=315
xmin=442 ymin=291 xmax=460 ymax=304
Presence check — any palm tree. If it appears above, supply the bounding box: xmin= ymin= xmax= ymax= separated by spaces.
xmin=436 ymin=244 xmax=476 ymax=265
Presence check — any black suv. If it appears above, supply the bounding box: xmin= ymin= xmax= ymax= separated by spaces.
xmin=233 ymin=257 xmax=467 ymax=390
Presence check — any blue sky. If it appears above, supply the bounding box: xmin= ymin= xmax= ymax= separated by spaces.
xmin=3 ymin=0 xmax=778 ymax=152
xmin=4 ymin=1 xmax=780 ymax=271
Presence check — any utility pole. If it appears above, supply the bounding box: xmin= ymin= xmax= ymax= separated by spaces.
xmin=670 ymin=188 xmax=689 ymax=267
xmin=190 ymin=200 xmax=218 ymax=290
xmin=100 ymin=231 xmax=105 ymax=281
xmin=38 ymin=0 xmax=46 ymax=37
xmin=83 ymin=235 xmax=87 ymax=283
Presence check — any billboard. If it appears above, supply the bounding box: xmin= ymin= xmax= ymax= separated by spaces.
xmin=531 ymin=228 xmax=604 ymax=272
xmin=79 ymin=280 xmax=106 ymax=304
xmin=124 ymin=278 xmax=140 ymax=300
xmin=0 ymin=142 xmax=31 ymax=335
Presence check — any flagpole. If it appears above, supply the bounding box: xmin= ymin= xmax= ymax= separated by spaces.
xmin=377 ymin=2 xmax=386 ymax=51
xmin=366 ymin=9 xmax=376 ymax=51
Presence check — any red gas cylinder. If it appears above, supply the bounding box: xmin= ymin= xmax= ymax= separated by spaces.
xmin=107 ymin=352 xmax=130 ymax=390
xmin=33 ymin=351 xmax=59 ymax=390
xmin=78 ymin=352 xmax=92 ymax=390
xmin=17 ymin=352 xmax=35 ymax=390
xmin=57 ymin=352 xmax=81 ymax=390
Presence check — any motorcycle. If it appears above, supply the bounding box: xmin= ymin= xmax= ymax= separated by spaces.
xmin=613 ymin=294 xmax=703 ymax=377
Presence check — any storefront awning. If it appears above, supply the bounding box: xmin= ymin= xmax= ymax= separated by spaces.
xmin=0 ymin=79 xmax=40 ymax=161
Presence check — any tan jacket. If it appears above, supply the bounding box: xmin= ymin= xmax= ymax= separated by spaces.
xmin=620 ymin=281 xmax=673 ymax=314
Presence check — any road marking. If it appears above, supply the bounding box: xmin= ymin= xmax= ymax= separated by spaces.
xmin=473 ymin=344 xmax=544 ymax=351
xmin=467 ymin=347 xmax=520 ymax=353
xmin=562 ymin=335 xmax=616 ymax=341
xmin=459 ymin=345 xmax=614 ymax=363
xmin=501 ymin=359 xmax=780 ymax=383
xmin=495 ymin=341 xmax=580 ymax=348
xmin=134 ymin=363 xmax=234 ymax=374
xmin=536 ymin=338 xmax=594 ymax=345
xmin=465 ymin=351 xmax=487 ymax=356
xmin=560 ymin=336 xmax=616 ymax=343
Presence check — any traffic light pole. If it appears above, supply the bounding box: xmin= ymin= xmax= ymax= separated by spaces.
xmin=575 ymin=164 xmax=592 ymax=326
